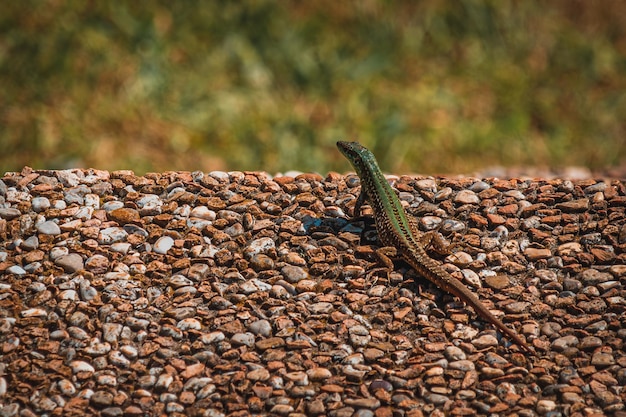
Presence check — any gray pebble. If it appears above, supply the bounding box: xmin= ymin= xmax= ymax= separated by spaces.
xmin=177 ymin=318 xmax=202 ymax=331
xmin=21 ymin=308 xmax=47 ymax=318
xmin=49 ymin=246 xmax=69 ymax=260
xmin=79 ymin=282 xmax=98 ymax=301
xmin=31 ymin=197 xmax=50 ymax=212
xmin=309 ymin=302 xmax=333 ymax=314
xmin=58 ymin=290 xmax=78 ymax=300
xmin=454 ymin=189 xmax=480 ymax=204
xmin=244 ymin=237 xmax=275 ymax=258
xmin=444 ymin=346 xmax=467 ymax=361
xmin=57 ymin=379 xmax=76 ymax=396
xmin=231 ymin=332 xmax=256 ymax=347
xmin=110 ymin=242 xmax=131 ymax=253
xmin=155 ymin=373 xmax=173 ymax=390
xmin=119 ymin=345 xmax=138 ymax=359
xmin=98 ymin=227 xmax=128 ymax=244
xmin=90 ymin=390 xmax=114 ymax=407
xmin=70 ymin=360 xmax=95 ymax=374
xmin=56 ymin=170 xmax=81 ymax=187
xmin=153 ymin=236 xmax=174 ymax=254
xmin=282 ymin=265 xmax=308 ymax=283
xmin=247 ymin=368 xmax=271 ymax=382
xmin=200 ymin=331 xmax=225 ymax=345
xmin=102 ymin=201 xmax=124 ymax=212
xmin=6 ymin=265 xmax=26 ymax=275
xmin=84 ymin=194 xmax=100 ymax=208
xmin=0 ymin=207 xmax=21 ymax=220
xmin=74 ymin=206 xmax=93 ymax=220
xmin=248 ymin=319 xmax=272 ymax=337
xmin=102 ymin=323 xmax=122 ymax=343
xmin=52 ymin=199 xmax=67 ymax=209
xmin=20 ymin=235 xmax=39 ymax=250
xmin=55 ymin=253 xmax=84 ymax=273
xmin=136 ymin=194 xmax=162 ymax=215
xmin=552 ymin=335 xmax=580 ymax=351
xmin=36 ymin=220 xmax=60 ymax=235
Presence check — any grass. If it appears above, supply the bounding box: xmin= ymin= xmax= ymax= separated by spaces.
xmin=1 ymin=1 xmax=625 ymax=176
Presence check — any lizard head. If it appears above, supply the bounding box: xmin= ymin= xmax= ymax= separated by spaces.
xmin=336 ymin=141 xmax=379 ymax=178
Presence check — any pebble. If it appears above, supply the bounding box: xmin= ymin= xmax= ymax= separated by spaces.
xmin=0 ymin=207 xmax=21 ymax=220
xmin=153 ymin=236 xmax=174 ymax=254
xmin=248 ymin=319 xmax=272 ymax=337
xmin=6 ymin=265 xmax=26 ymax=275
xmin=36 ymin=220 xmax=60 ymax=235
xmin=70 ymin=361 xmax=95 ymax=374
xmin=454 ymin=190 xmax=480 ymax=204
xmin=1 ymin=168 xmax=624 ymax=416
xmin=98 ymin=227 xmax=128 ymax=244
xmin=55 ymin=253 xmax=84 ymax=272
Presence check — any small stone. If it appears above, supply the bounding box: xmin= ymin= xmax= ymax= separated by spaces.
xmin=6 ymin=265 xmax=26 ymax=275
xmin=36 ymin=220 xmax=61 ymax=235
xmin=248 ymin=319 xmax=272 ymax=337
xmin=98 ymin=227 xmax=128 ymax=244
xmin=110 ymin=242 xmax=131 ymax=253
xmin=136 ymin=194 xmax=162 ymax=215
xmin=591 ymin=352 xmax=616 ymax=367
xmin=20 ymin=235 xmax=39 ymax=250
xmin=255 ymin=337 xmax=285 ymax=350
xmin=0 ymin=207 xmax=21 ymax=220
xmin=231 ymin=332 xmax=256 ymax=347
xmin=177 ymin=318 xmax=202 ymax=331
xmin=55 ymin=253 xmax=84 ymax=272
xmin=180 ymin=363 xmax=205 ymax=379
xmin=20 ymin=308 xmax=48 ymax=318
xmin=444 ymin=346 xmax=467 ymax=361
xmin=556 ymin=199 xmax=589 ymax=212
xmin=454 ymin=190 xmax=480 ymax=205
xmin=552 ymin=335 xmax=580 ymax=351
xmin=90 ymin=391 xmax=114 ymax=408
xmin=524 ymin=247 xmax=552 ymax=260
xmin=244 ymin=237 xmax=275 ymax=258
xmin=108 ymin=208 xmax=140 ymax=225
xmin=155 ymin=373 xmax=173 ymax=391
xmin=101 ymin=407 xmax=123 ymax=417
xmin=536 ymin=400 xmax=557 ymax=414
xmin=306 ymin=367 xmax=332 ymax=381
xmin=281 ymin=264 xmax=308 ymax=282
xmin=85 ymin=254 xmax=109 ymax=274
xmin=199 ymin=331 xmax=225 ymax=345
xmin=70 ymin=361 xmax=95 ymax=374
xmin=471 ymin=334 xmax=499 ymax=350
xmin=190 ymin=206 xmax=216 ymax=220
xmin=250 ymin=254 xmax=275 ymax=271
xmin=57 ymin=379 xmax=76 ymax=396
xmin=153 ymin=236 xmax=174 ymax=254
xmin=247 ymin=367 xmax=271 ymax=382
xmin=102 ymin=323 xmax=122 ymax=343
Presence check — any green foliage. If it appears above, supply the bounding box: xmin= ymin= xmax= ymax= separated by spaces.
xmin=1 ymin=1 xmax=625 ymax=175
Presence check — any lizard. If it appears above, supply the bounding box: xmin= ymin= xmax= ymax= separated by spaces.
xmin=337 ymin=141 xmax=532 ymax=352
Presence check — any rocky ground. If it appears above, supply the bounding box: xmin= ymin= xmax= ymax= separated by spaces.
xmin=0 ymin=166 xmax=625 ymax=417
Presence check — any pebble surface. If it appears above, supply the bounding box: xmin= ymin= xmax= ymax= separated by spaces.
xmin=0 ymin=166 xmax=625 ymax=416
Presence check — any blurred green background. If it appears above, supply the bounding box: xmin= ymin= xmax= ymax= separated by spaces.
xmin=1 ymin=1 xmax=625 ymax=176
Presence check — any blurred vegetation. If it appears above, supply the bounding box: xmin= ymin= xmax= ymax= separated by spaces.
xmin=1 ymin=1 xmax=625 ymax=175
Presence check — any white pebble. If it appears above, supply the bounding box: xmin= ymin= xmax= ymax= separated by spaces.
xmin=70 ymin=360 xmax=95 ymax=374
xmin=153 ymin=236 xmax=174 ymax=254
xmin=20 ymin=308 xmax=47 ymax=318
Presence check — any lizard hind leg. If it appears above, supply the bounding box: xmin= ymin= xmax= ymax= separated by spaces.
xmin=364 ymin=246 xmax=400 ymax=285
xmin=419 ymin=231 xmax=456 ymax=255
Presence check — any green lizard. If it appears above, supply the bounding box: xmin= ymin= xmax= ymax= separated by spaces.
xmin=337 ymin=141 xmax=532 ymax=352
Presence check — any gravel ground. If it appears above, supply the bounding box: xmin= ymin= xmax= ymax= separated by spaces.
xmin=0 ymin=167 xmax=625 ymax=417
